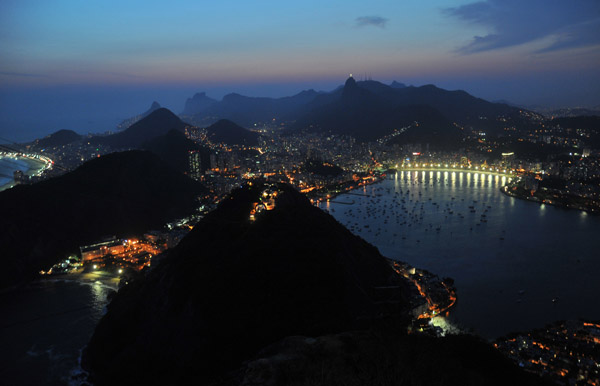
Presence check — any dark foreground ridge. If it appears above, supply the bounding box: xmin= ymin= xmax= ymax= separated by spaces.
xmin=83 ymin=182 xmax=551 ymax=386
xmin=0 ymin=150 xmax=204 ymax=288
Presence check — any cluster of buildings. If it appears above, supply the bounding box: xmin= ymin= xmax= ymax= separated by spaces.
xmin=391 ymin=260 xmax=457 ymax=336
xmin=495 ymin=320 xmax=600 ymax=385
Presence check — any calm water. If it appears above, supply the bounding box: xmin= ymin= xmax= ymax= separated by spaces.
xmin=320 ymin=170 xmax=600 ymax=339
xmin=0 ymin=279 xmax=115 ymax=385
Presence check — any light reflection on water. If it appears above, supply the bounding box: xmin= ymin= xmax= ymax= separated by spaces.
xmin=0 ymin=279 xmax=116 ymax=385
xmin=321 ymin=171 xmax=600 ymax=339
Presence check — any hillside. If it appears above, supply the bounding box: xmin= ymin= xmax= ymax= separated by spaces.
xmin=83 ymin=182 xmax=408 ymax=384
xmin=185 ymin=89 xmax=320 ymax=126
xmin=205 ymin=119 xmax=259 ymax=146
xmin=83 ymin=182 xmax=549 ymax=386
xmin=180 ymin=92 xmax=217 ymax=116
xmin=181 ymin=78 xmax=525 ymax=144
xmin=32 ymin=129 xmax=82 ymax=148
xmin=142 ymin=129 xmax=209 ymax=173
xmin=91 ymin=108 xmax=188 ymax=149
xmin=294 ymin=77 xmax=462 ymax=144
xmin=116 ymin=101 xmax=162 ymax=130
xmin=0 ymin=151 xmax=204 ymax=288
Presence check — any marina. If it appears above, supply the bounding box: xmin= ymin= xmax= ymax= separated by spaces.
xmin=320 ymin=170 xmax=600 ymax=338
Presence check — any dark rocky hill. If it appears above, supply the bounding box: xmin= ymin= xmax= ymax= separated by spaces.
xmin=205 ymin=119 xmax=259 ymax=146
xmin=0 ymin=150 xmax=204 ymax=288
xmin=83 ymin=182 xmax=408 ymax=384
xmin=83 ymin=182 xmax=549 ymax=386
xmin=92 ymin=108 xmax=188 ymax=149
xmin=186 ymin=89 xmax=320 ymax=126
xmin=142 ymin=129 xmax=209 ymax=173
xmin=180 ymin=92 xmax=217 ymax=116
xmin=294 ymin=77 xmax=462 ymax=144
xmin=116 ymin=101 xmax=162 ymax=130
xmin=33 ymin=129 xmax=81 ymax=148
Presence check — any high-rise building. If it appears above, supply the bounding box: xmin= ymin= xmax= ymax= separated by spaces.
xmin=188 ymin=151 xmax=202 ymax=180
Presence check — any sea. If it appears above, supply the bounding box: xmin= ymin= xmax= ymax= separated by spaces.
xmin=0 ymin=279 xmax=116 ymax=386
xmin=319 ymin=170 xmax=600 ymax=338
xmin=0 ymin=156 xmax=33 ymax=189
xmin=1 ymin=169 xmax=599 ymax=385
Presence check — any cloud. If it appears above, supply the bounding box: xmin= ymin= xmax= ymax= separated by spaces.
xmin=355 ymin=16 xmax=388 ymax=29
xmin=444 ymin=0 xmax=600 ymax=54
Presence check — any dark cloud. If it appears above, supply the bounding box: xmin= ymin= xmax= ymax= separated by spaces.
xmin=444 ymin=0 xmax=600 ymax=54
xmin=355 ymin=16 xmax=388 ymax=29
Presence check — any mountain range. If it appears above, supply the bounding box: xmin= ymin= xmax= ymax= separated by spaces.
xmin=180 ymin=77 xmax=525 ymax=144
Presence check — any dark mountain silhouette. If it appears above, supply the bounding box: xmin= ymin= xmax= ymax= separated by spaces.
xmin=83 ymin=182 xmax=408 ymax=384
xmin=0 ymin=150 xmax=204 ymax=288
xmin=83 ymin=182 xmax=549 ymax=386
xmin=293 ymin=77 xmax=461 ymax=144
xmin=33 ymin=129 xmax=81 ymax=148
xmin=117 ymin=101 xmax=162 ymax=130
xmin=181 ymin=78 xmax=522 ymax=143
xmin=186 ymin=89 xmax=320 ymax=126
xmin=205 ymin=119 xmax=259 ymax=146
xmin=180 ymin=92 xmax=217 ymax=116
xmin=142 ymin=129 xmax=209 ymax=173
xmin=92 ymin=108 xmax=188 ymax=149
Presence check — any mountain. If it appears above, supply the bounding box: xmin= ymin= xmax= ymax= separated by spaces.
xmin=0 ymin=150 xmax=204 ymax=288
xmin=180 ymin=92 xmax=217 ymax=116
xmin=83 ymin=182 xmax=549 ymax=386
xmin=291 ymin=77 xmax=525 ymax=144
xmin=181 ymin=78 xmax=524 ymax=143
xmin=83 ymin=182 xmax=409 ymax=384
xmin=293 ymin=77 xmax=461 ymax=144
xmin=92 ymin=108 xmax=188 ymax=149
xmin=33 ymin=129 xmax=81 ymax=148
xmin=142 ymin=129 xmax=210 ymax=173
xmin=205 ymin=119 xmax=259 ymax=146
xmin=185 ymin=89 xmax=320 ymax=127
xmin=117 ymin=101 xmax=162 ymax=130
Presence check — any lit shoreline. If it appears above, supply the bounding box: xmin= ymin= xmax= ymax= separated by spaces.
xmin=0 ymin=153 xmax=53 ymax=191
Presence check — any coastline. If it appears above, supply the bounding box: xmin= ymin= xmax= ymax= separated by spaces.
xmin=39 ymin=270 xmax=121 ymax=291
xmin=500 ymin=182 xmax=599 ymax=215
xmin=314 ymin=166 xmax=516 ymax=205
xmin=0 ymin=154 xmax=49 ymax=192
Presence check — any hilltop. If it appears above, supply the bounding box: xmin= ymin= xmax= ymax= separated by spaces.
xmin=205 ymin=119 xmax=259 ymax=146
xmin=91 ymin=108 xmax=188 ymax=149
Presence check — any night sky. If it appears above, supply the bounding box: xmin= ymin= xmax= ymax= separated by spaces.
xmin=1 ymin=0 xmax=599 ymax=141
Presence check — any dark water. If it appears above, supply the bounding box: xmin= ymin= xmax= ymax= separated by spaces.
xmin=0 ymin=279 xmax=115 ymax=386
xmin=320 ymin=170 xmax=600 ymax=339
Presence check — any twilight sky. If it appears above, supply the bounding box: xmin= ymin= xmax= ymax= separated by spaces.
xmin=1 ymin=0 xmax=599 ymax=141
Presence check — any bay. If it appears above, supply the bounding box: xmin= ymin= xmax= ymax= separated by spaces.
xmin=320 ymin=170 xmax=600 ymax=339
